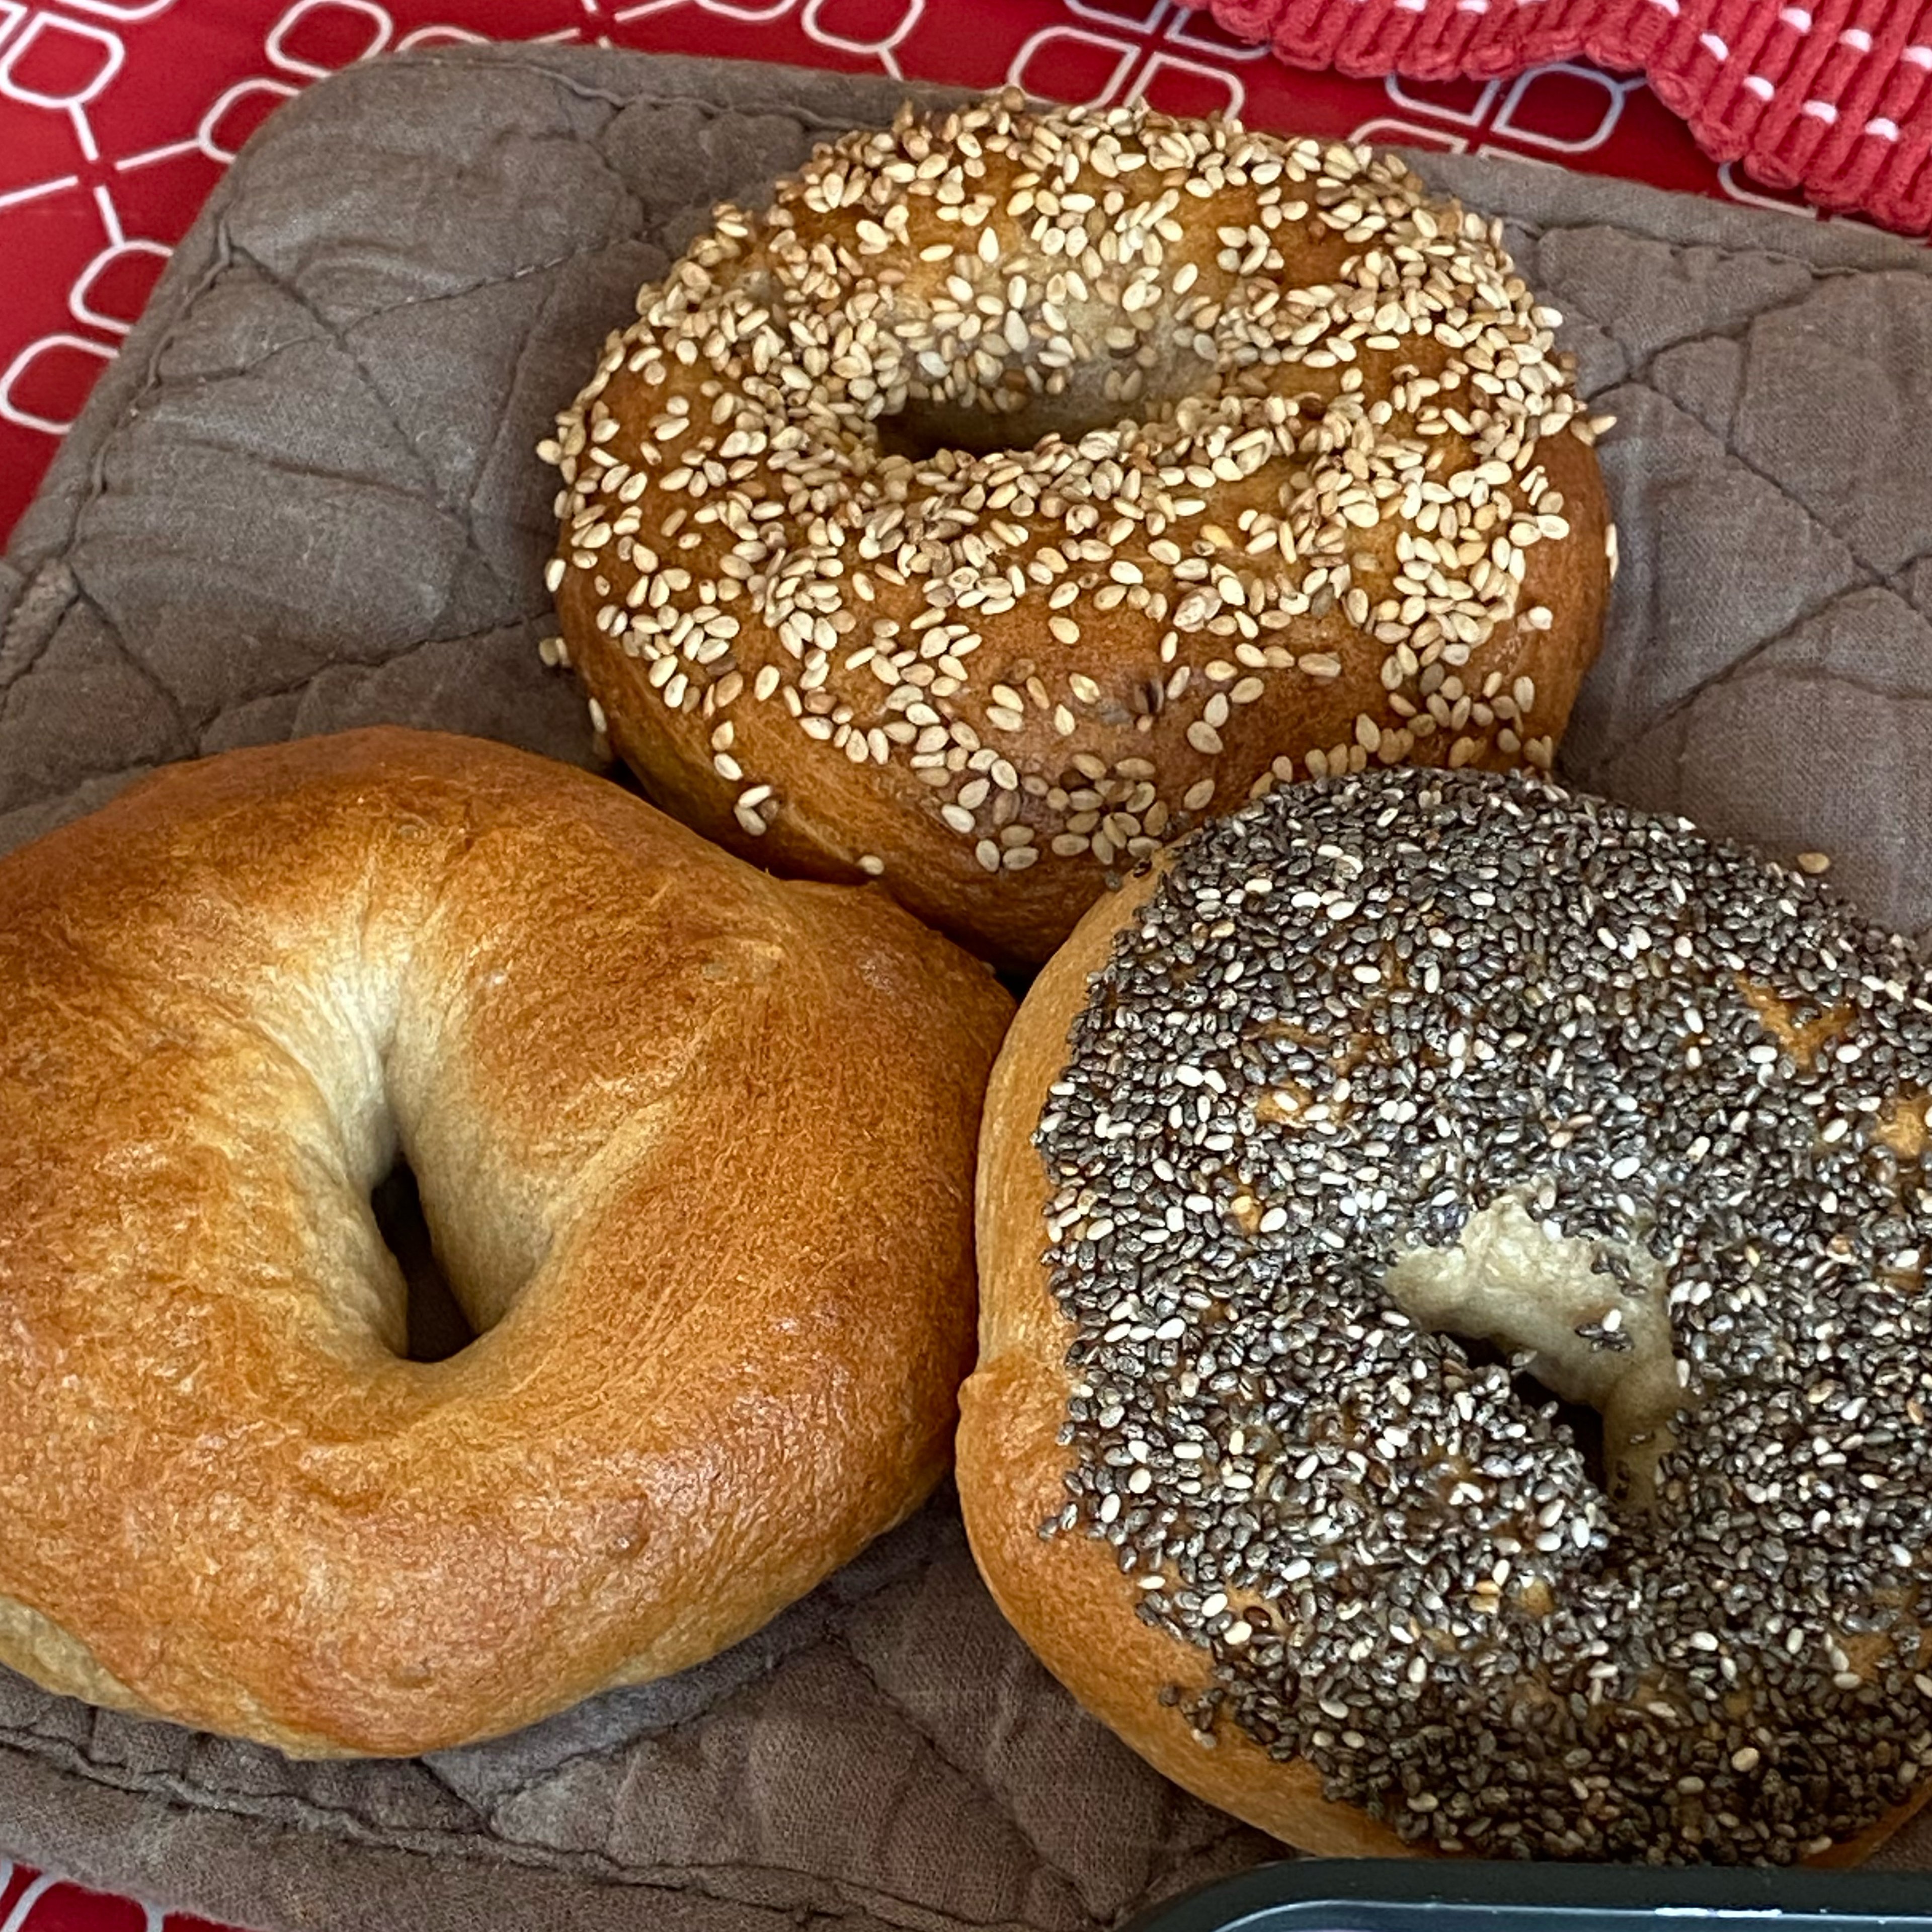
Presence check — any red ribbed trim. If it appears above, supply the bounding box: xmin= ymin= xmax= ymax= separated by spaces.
xmin=1194 ymin=0 xmax=1932 ymax=235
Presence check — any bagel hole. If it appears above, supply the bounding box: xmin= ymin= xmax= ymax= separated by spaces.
xmin=371 ymin=1159 xmax=476 ymax=1363
xmin=873 ymin=401 xmax=1045 ymax=461
xmin=1453 ymin=1334 xmax=1610 ymax=1495
xmin=872 ymin=365 xmax=1170 ymax=463
xmin=1385 ymin=1196 xmax=1685 ymax=1518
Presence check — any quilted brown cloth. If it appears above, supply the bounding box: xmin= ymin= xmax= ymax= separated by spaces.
xmin=6 ymin=46 xmax=1932 ymax=1932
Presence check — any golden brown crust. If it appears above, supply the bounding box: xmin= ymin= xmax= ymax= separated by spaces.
xmin=546 ymin=94 xmax=1611 ymax=968
xmin=0 ymin=727 xmax=1013 ymax=1756
xmin=958 ymin=852 xmax=1411 ymax=1854
xmin=960 ymin=834 xmax=1932 ymax=1864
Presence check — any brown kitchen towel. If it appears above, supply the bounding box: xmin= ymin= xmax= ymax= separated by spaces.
xmin=6 ymin=45 xmax=1932 ymax=1932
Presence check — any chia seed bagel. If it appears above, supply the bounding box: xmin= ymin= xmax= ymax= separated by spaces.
xmin=961 ymin=766 xmax=1932 ymax=1863
xmin=542 ymin=91 xmax=1611 ymax=967
xmin=0 ymin=728 xmax=1011 ymax=1756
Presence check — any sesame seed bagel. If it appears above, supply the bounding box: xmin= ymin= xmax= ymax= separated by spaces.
xmin=542 ymin=91 xmax=1612 ymax=966
xmin=0 ymin=728 xmax=1011 ymax=1756
xmin=961 ymin=767 xmax=1932 ymax=1863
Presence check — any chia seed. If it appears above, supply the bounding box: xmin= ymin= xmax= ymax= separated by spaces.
xmin=1036 ymin=766 xmax=1932 ymax=1863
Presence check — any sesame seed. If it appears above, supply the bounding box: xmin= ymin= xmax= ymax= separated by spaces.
xmin=545 ymin=90 xmax=1598 ymax=903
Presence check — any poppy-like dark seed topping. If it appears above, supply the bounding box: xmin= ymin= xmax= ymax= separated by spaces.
xmin=1036 ymin=766 xmax=1932 ymax=1862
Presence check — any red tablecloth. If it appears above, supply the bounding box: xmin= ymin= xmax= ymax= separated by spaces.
xmin=2 ymin=1856 xmax=221 ymax=1931
xmin=2 ymin=0 xmax=1902 ymax=554
xmin=0 ymin=2 xmax=1908 ymax=1925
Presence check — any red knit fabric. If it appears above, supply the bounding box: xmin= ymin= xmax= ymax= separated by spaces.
xmin=1194 ymin=0 xmax=1932 ymax=234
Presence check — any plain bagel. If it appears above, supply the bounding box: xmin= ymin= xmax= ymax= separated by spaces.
xmin=543 ymin=90 xmax=1612 ymax=965
xmin=0 ymin=728 xmax=1012 ymax=1756
xmin=962 ymin=766 xmax=1932 ymax=1864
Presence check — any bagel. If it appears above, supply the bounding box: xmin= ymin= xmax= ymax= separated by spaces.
xmin=0 ymin=728 xmax=1012 ymax=1757
xmin=961 ymin=765 xmax=1932 ymax=1864
xmin=541 ymin=90 xmax=1612 ymax=967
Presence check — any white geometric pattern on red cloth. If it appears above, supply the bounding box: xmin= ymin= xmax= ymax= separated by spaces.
xmin=1352 ymin=61 xmax=1650 ymax=157
xmin=0 ymin=0 xmax=1834 ymax=549
xmin=0 ymin=1857 xmax=173 ymax=1930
